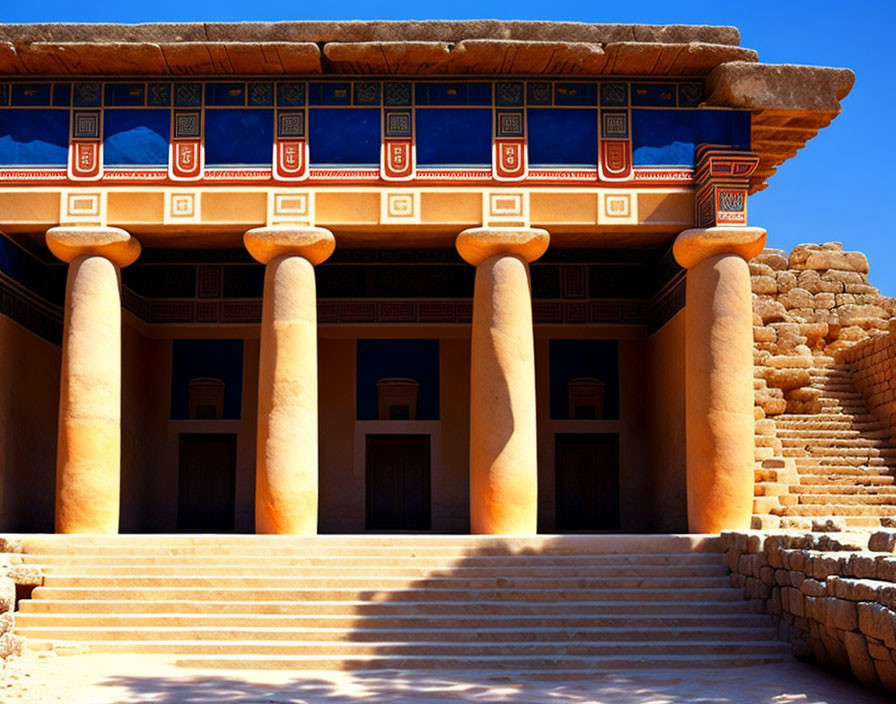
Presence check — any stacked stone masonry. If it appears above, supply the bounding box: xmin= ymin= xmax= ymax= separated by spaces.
xmin=750 ymin=243 xmax=896 ymax=529
xmin=0 ymin=537 xmax=35 ymax=664
xmin=839 ymin=324 xmax=896 ymax=441
xmin=722 ymin=529 xmax=896 ymax=694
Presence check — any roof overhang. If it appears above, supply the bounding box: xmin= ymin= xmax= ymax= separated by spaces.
xmin=0 ymin=21 xmax=855 ymax=192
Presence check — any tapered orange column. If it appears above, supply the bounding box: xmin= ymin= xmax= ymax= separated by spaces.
xmin=46 ymin=227 xmax=141 ymax=534
xmin=457 ymin=227 xmax=549 ymax=534
xmin=245 ymin=226 xmax=335 ymax=534
xmin=673 ymin=226 xmax=767 ymax=533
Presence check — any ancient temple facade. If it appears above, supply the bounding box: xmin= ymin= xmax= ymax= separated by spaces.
xmin=0 ymin=21 xmax=854 ymax=535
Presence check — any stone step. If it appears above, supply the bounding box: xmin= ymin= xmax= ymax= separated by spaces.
xmin=18 ymin=638 xmax=788 ymax=658
xmin=794 ymin=457 xmax=893 ymax=468
xmin=790 ymin=484 xmax=896 ymax=495
xmin=30 ymin=586 xmax=742 ymax=603
xmin=18 ymin=599 xmax=756 ymax=616
xmin=171 ymin=652 xmax=790 ymax=670
xmin=12 ymin=534 xmax=720 ymax=556
xmin=12 ymin=612 xmax=763 ymax=631
xmin=797 ymin=475 xmax=896 ymax=486
xmin=33 ymin=564 xmax=728 ymax=579
xmin=775 ymin=505 xmax=896 ymax=517
xmin=14 ymin=624 xmax=777 ymax=643
xmin=37 ymin=575 xmax=732 ymax=590
xmin=16 ymin=553 xmax=724 ymax=568
xmin=795 ymin=494 xmax=896 ymax=505
xmin=778 ymin=437 xmax=894 ymax=449
xmin=776 ymin=429 xmax=891 ymax=440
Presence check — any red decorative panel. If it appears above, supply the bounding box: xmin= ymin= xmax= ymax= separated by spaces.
xmin=273 ymin=139 xmax=308 ymax=181
xmin=171 ymin=140 xmax=202 ymax=180
xmin=599 ymin=140 xmax=632 ymax=180
xmin=493 ymin=139 xmax=527 ymax=181
xmin=69 ymin=141 xmax=101 ymax=180
xmin=382 ymin=139 xmax=414 ymax=180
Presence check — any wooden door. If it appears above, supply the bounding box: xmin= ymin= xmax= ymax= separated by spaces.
xmin=555 ymin=433 xmax=619 ymax=531
xmin=177 ymin=433 xmax=237 ymax=531
xmin=366 ymin=434 xmax=431 ymax=531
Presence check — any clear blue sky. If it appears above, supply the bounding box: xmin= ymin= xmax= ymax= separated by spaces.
xmin=4 ymin=1 xmax=894 ymax=294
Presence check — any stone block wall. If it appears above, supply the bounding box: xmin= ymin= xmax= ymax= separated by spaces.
xmin=0 ymin=538 xmax=34 ymax=665
xmin=838 ymin=320 xmax=896 ymax=439
xmin=751 ymin=242 xmax=896 ymax=419
xmin=722 ymin=529 xmax=896 ymax=693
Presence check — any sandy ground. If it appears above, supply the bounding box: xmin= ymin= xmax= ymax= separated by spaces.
xmin=1 ymin=651 xmax=893 ymax=704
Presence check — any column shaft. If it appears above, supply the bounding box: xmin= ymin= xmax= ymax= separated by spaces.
xmin=245 ymin=225 xmax=334 ymax=535
xmin=685 ymin=253 xmax=756 ymax=532
xmin=48 ymin=226 xmax=139 ymax=534
xmin=56 ymin=255 xmax=123 ymax=533
xmin=255 ymin=254 xmax=320 ymax=534
xmin=674 ymin=226 xmax=767 ymax=533
xmin=469 ymin=253 xmax=539 ymax=534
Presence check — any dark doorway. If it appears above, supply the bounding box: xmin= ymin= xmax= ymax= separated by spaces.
xmin=366 ymin=434 xmax=431 ymax=531
xmin=555 ymin=433 xmax=620 ymax=531
xmin=177 ymin=433 xmax=237 ymax=531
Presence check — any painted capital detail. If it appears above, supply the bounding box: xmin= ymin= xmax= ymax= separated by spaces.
xmin=694 ymin=146 xmax=760 ymax=227
xmin=68 ymin=111 xmax=102 ymax=181
xmin=170 ymin=111 xmax=203 ymax=181
xmin=494 ymin=109 xmax=527 ymax=181
xmin=274 ymin=110 xmax=308 ymax=181
xmin=598 ymin=109 xmax=632 ymax=181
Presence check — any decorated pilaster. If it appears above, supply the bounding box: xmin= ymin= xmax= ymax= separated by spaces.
xmin=674 ymin=147 xmax=765 ymax=532
xmin=244 ymin=226 xmax=335 ymax=534
xmin=46 ymin=226 xmax=141 ymax=533
xmin=456 ymin=227 xmax=549 ymax=534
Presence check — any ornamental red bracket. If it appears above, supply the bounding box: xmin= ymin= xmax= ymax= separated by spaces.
xmin=694 ymin=145 xmax=760 ymax=228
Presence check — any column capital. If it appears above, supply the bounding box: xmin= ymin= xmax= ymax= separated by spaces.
xmin=244 ymin=226 xmax=335 ymax=266
xmin=673 ymin=226 xmax=767 ymax=270
xmin=46 ymin=226 xmax=140 ymax=267
xmin=456 ymin=227 xmax=549 ymax=266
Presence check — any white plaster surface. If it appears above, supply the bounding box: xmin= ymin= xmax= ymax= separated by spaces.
xmin=1 ymin=652 xmax=892 ymax=704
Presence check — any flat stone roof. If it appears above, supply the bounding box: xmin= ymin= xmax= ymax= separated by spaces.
xmin=0 ymin=21 xmax=854 ymax=191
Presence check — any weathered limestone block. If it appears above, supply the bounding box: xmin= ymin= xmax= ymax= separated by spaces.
xmin=763 ymin=367 xmax=811 ymax=392
xmin=754 ymin=325 xmax=776 ymax=343
xmin=829 ymin=577 xmax=883 ymax=602
xmin=801 ymin=250 xmax=869 ymax=274
xmin=849 ymin=554 xmax=881 ymax=580
xmin=752 ymin=275 xmax=778 ymax=294
xmin=0 ymin=611 xmax=12 ymax=636
xmin=776 ymin=270 xmax=798 ymax=292
xmin=844 ymin=630 xmax=883 ymax=689
xmin=767 ymin=355 xmax=811 ymax=369
xmin=869 ymin=531 xmax=896 ymax=553
xmin=0 ymin=632 xmax=23 ymax=660
xmin=0 ymin=539 xmax=22 ymax=553
xmin=778 ymin=287 xmax=814 ymax=310
xmin=858 ymin=603 xmax=896 ymax=648
xmin=878 ymin=559 xmax=896 ymax=582
xmin=750 ymin=261 xmax=774 ymax=277
xmin=785 ymin=387 xmax=823 ymax=414
xmin=6 ymin=565 xmax=43 ymax=586
xmin=754 ymin=249 xmax=789 ymax=271
xmin=753 ymin=297 xmax=788 ymax=324
xmin=814 ymin=292 xmax=837 ymax=309
xmin=0 ymin=577 xmax=14 ymax=613
xmin=838 ymin=304 xmax=890 ymax=327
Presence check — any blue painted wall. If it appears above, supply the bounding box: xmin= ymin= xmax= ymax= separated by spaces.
xmin=170 ymin=339 xmax=244 ymax=420
xmin=103 ymin=109 xmax=169 ymax=166
xmin=0 ymin=109 xmax=69 ymax=165
xmin=549 ymin=339 xmax=619 ymax=420
xmin=356 ymin=339 xmax=440 ymax=420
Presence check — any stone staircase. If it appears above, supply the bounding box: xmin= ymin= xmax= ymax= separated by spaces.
xmin=10 ymin=535 xmax=788 ymax=671
xmin=754 ymin=362 xmax=896 ymax=529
